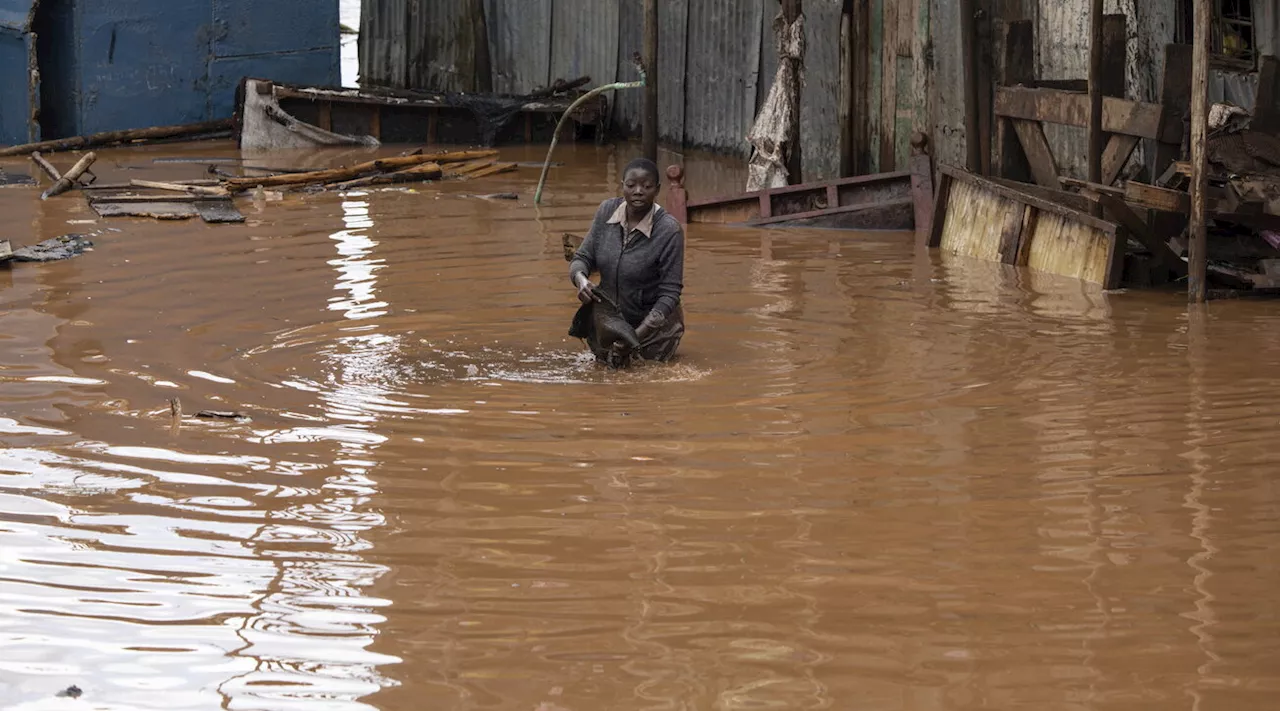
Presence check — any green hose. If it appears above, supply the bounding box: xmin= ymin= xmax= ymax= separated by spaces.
xmin=534 ymin=64 xmax=647 ymax=205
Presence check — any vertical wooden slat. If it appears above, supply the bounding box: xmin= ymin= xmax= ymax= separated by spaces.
xmin=1011 ymin=119 xmax=1062 ymax=190
xmin=960 ymin=0 xmax=981 ymax=173
xmin=1189 ymin=0 xmax=1210 ymax=303
xmin=1087 ymin=0 xmax=1105 ymax=187
xmin=318 ymin=101 xmax=333 ymax=131
xmin=910 ymin=0 xmax=932 ymax=160
xmin=995 ymin=19 xmax=1034 ymax=182
xmin=927 ymin=171 xmax=953 ymax=248
xmin=853 ymin=0 xmax=871 ymax=174
xmin=370 ymin=107 xmax=382 ymax=140
xmin=880 ymin=0 xmax=899 ymax=172
xmin=910 ymin=150 xmax=935 ymax=249
xmin=839 ymin=6 xmax=854 ymax=176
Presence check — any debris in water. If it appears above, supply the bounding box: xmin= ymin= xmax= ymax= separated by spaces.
xmin=11 ymin=234 xmax=94 ymax=262
xmin=0 ymin=169 xmax=35 ymax=187
xmin=195 ymin=410 xmax=249 ymax=420
xmin=56 ymin=685 xmax=82 ymax=698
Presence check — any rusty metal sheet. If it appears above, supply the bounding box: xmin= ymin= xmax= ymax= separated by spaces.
xmin=684 ymin=0 xmax=764 ymax=155
xmin=485 ymin=0 xmax=551 ymax=94
xmin=658 ymin=0 xmax=689 ymax=145
xmin=612 ymin=0 xmax=643 ymax=135
xmin=550 ymin=0 xmax=619 ymax=90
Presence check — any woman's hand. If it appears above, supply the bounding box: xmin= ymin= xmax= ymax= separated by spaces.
xmin=573 ymin=272 xmax=599 ymax=305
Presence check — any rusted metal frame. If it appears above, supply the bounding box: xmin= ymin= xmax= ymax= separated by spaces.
xmin=750 ymin=198 xmax=914 ymax=227
xmin=687 ymin=170 xmax=913 ymax=210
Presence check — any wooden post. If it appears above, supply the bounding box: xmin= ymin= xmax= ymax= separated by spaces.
xmin=995 ymin=19 xmax=1035 ymax=182
xmin=960 ymin=0 xmax=981 ymax=173
xmin=1087 ymin=0 xmax=1105 ymax=187
xmin=665 ymin=165 xmax=688 ymax=224
xmin=1189 ymin=0 xmax=1210 ymax=303
xmin=783 ymin=0 xmax=803 ymax=184
xmin=838 ymin=4 xmax=854 ymax=177
xmin=643 ymin=0 xmax=659 ymax=162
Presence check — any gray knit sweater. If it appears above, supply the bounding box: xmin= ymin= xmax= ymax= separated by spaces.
xmin=568 ymin=198 xmax=685 ymax=327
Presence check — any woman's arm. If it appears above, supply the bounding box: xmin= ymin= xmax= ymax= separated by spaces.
xmin=649 ymin=221 xmax=685 ymax=319
xmin=568 ymin=199 xmax=616 ymax=285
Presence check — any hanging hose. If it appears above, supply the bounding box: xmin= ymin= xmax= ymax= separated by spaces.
xmin=534 ymin=58 xmax=648 ymax=205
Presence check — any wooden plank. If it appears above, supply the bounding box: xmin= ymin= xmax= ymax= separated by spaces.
xmin=853 ymin=0 xmax=870 ymax=175
xmin=897 ymin=0 xmax=915 ymax=56
xmin=1097 ymin=193 xmax=1186 ymax=277
xmin=910 ymin=152 xmax=935 ymax=249
xmin=318 ymin=101 xmax=332 ymax=131
xmin=1155 ymin=43 xmax=1194 ymax=175
xmin=939 ymin=164 xmax=1118 ymax=233
xmin=1087 ymin=2 xmax=1107 ymax=186
xmin=370 ymin=106 xmax=382 ymax=140
xmin=1125 ymin=181 xmax=1189 ymax=212
xmin=1014 ymin=205 xmax=1038 ymax=266
xmin=927 ymin=171 xmax=954 ymax=248
xmin=995 ymin=19 xmax=1035 ymax=183
xmin=960 ymin=0 xmax=981 ymax=172
xmin=998 ymin=204 xmax=1029 ymax=264
xmin=880 ymin=0 xmax=899 ymax=172
xmin=1101 ymin=134 xmax=1140 ymax=186
xmin=1011 ymin=120 xmax=1062 ymax=190
xmin=839 ymin=8 xmax=854 ymax=176
xmin=994 ymin=87 xmax=1173 ymax=141
xmin=1189 ymin=0 xmax=1210 ymax=303
xmin=750 ymin=198 xmax=914 ymax=227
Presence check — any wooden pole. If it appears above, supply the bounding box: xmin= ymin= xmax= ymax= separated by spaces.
xmin=1087 ymin=0 xmax=1105 ymax=187
xmin=642 ymin=0 xmax=658 ymax=162
xmin=960 ymin=0 xmax=981 ymax=173
xmin=1189 ymin=0 xmax=1210 ymax=303
xmin=783 ymin=0 xmax=803 ymax=184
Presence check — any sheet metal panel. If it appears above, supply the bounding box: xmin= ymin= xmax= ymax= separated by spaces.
xmin=410 ymin=0 xmax=487 ymax=92
xmin=208 ymin=50 xmax=339 ymax=118
xmin=359 ymin=0 xmax=409 ymax=88
xmin=485 ymin=0 xmax=550 ymax=94
xmin=800 ymin=0 xmax=843 ymax=181
xmin=658 ymin=0 xmax=689 ymax=145
xmin=0 ymin=29 xmax=34 ymax=145
xmin=613 ymin=0 xmax=643 ymax=135
xmin=550 ymin=0 xmax=619 ymax=90
xmin=684 ymin=0 xmax=763 ymax=154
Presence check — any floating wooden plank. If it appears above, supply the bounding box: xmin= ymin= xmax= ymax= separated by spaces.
xmin=0 ymin=239 xmax=12 ymax=262
xmin=994 ymin=87 xmax=1176 ymax=142
xmin=130 ymin=179 xmax=229 ymax=197
xmin=1011 ymin=119 xmax=1062 ymax=190
xmin=460 ymin=162 xmax=517 ymax=181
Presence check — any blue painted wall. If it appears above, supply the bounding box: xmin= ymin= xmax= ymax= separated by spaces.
xmin=0 ymin=1 xmax=38 ymax=145
xmin=1 ymin=0 xmax=339 ymax=145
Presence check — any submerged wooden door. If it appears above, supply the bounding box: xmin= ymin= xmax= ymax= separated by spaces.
xmin=854 ymin=0 xmax=930 ymax=174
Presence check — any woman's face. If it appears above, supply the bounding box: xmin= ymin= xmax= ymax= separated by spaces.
xmin=621 ymin=168 xmax=659 ymax=212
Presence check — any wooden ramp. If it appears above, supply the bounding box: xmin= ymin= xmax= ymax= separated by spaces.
xmin=686 ymin=165 xmax=933 ymax=238
xmin=928 ymin=165 xmax=1128 ymax=288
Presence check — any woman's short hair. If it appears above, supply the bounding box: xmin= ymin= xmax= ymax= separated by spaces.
xmin=622 ymin=157 xmax=661 ymax=183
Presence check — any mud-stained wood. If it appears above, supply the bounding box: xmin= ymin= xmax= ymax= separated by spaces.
xmin=1012 ymin=120 xmax=1061 ymax=190
xmin=995 ymin=87 xmax=1172 ymax=141
xmin=910 ymin=152 xmax=935 ymax=248
xmin=1155 ymin=43 xmax=1194 ymax=174
xmin=194 ymin=200 xmax=246 ymax=224
xmin=939 ymin=179 xmax=1018 ymax=262
xmin=998 ymin=204 xmax=1030 ymax=264
xmin=996 ymin=19 xmax=1035 ymax=183
xmin=1124 ymin=181 xmax=1190 ymax=212
xmin=880 ymin=0 xmax=900 ymax=172
xmin=1097 ymin=193 xmax=1186 ymax=277
xmin=927 ymin=170 xmax=954 ymax=248
xmin=1024 ymin=210 xmax=1116 ymax=286
xmin=460 ymin=162 xmax=517 ymax=180
xmin=1101 ymin=134 xmax=1140 ymax=186
xmin=90 ymin=201 xmax=199 ymax=220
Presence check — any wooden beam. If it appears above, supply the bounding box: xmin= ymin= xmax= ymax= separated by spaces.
xmin=927 ymin=170 xmax=954 ymax=248
xmin=1101 ymin=134 xmax=1141 ymax=186
xmin=880 ymin=0 xmax=899 ymax=171
xmin=994 ymin=87 xmax=1172 ymax=141
xmin=1096 ymin=193 xmax=1186 ymax=277
xmin=1189 ymin=0 xmax=1210 ymax=303
xmin=852 ymin=0 xmax=870 ymax=174
xmin=910 ymin=148 xmax=934 ymax=249
xmin=938 ymin=163 xmax=1118 ymax=233
xmin=1125 ymin=181 xmax=1191 ymax=212
xmin=1155 ymin=43 xmax=1194 ymax=175
xmin=1011 ymin=119 xmax=1061 ymax=190
xmin=838 ymin=6 xmax=854 ymax=176
xmin=642 ymin=0 xmax=658 ymax=162
xmin=995 ymin=19 xmax=1035 ymax=183
xmin=960 ymin=0 xmax=981 ymax=172
xmin=783 ymin=0 xmax=803 ymax=183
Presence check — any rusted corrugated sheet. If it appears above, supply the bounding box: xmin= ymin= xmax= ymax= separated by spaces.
xmin=409 ymin=0 xmax=488 ymax=92
xmin=485 ymin=0 xmax=550 ymax=94
xmin=550 ymin=0 xmax=619 ymax=91
xmin=684 ymin=0 xmax=764 ymax=154
xmin=800 ymin=0 xmax=843 ymax=181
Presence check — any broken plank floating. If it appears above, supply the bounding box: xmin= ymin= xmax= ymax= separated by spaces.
xmin=686 ymin=171 xmax=920 ymax=232
xmin=929 ymin=164 xmax=1126 ymax=288
xmin=88 ymin=194 xmax=245 ymax=224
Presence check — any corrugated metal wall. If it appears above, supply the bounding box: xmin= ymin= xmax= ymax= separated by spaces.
xmin=484 ymin=0 xmax=550 ymax=95
xmin=684 ymin=0 xmax=763 ymax=153
xmin=802 ymin=0 xmax=844 ymax=180
xmin=550 ymin=0 xmax=620 ymax=97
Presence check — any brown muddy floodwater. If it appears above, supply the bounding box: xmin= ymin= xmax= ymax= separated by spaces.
xmin=0 ymin=141 xmax=1278 ymax=711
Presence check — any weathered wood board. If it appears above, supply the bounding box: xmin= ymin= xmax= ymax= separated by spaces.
xmin=931 ymin=165 xmax=1124 ymax=288
xmin=687 ymin=171 xmax=918 ymax=231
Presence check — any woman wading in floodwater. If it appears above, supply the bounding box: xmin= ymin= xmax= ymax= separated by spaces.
xmin=568 ymin=158 xmax=685 ymax=367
